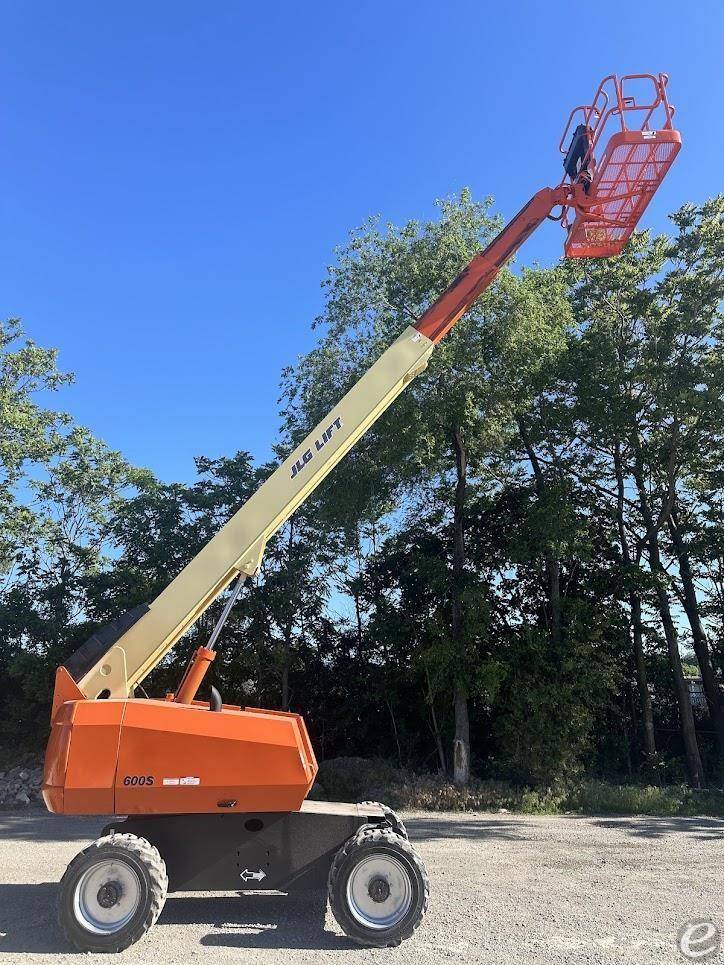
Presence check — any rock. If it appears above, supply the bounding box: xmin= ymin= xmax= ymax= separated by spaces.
xmin=0 ymin=756 xmax=45 ymax=809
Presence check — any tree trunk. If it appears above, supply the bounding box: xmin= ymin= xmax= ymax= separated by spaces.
xmin=386 ymin=698 xmax=403 ymax=768
xmin=354 ymin=537 xmax=364 ymax=662
xmin=426 ymin=666 xmax=447 ymax=774
xmin=613 ymin=442 xmax=657 ymax=761
xmin=281 ymin=663 xmax=290 ymax=712
xmin=450 ymin=424 xmax=471 ymax=786
xmin=631 ymin=593 xmax=657 ymax=760
xmin=669 ymin=507 xmax=724 ymax=774
xmin=453 ymin=686 xmax=470 ymax=786
xmin=630 ymin=441 xmax=705 ymax=787
xmin=546 ymin=556 xmax=562 ymax=651
xmin=517 ymin=417 xmax=561 ymax=651
xmin=622 ymin=681 xmax=634 ymax=776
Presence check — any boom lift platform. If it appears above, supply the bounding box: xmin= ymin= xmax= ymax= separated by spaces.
xmin=44 ymin=73 xmax=681 ymax=953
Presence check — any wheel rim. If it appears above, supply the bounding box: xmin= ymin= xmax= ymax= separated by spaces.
xmin=346 ymin=853 xmax=413 ymax=930
xmin=73 ymin=859 xmax=142 ymax=934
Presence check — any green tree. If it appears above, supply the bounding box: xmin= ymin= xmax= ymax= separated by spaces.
xmin=564 ymin=200 xmax=724 ymax=786
xmin=283 ymin=191 xmax=568 ymax=784
xmin=0 ymin=427 xmax=140 ymax=745
xmin=0 ymin=319 xmax=72 ymax=573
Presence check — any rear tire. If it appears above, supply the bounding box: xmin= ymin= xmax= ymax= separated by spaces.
xmin=328 ymin=826 xmax=428 ymax=947
xmin=58 ymin=832 xmax=167 ymax=953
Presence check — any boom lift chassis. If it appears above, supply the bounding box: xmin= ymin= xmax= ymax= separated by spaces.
xmin=43 ymin=74 xmax=680 ymax=952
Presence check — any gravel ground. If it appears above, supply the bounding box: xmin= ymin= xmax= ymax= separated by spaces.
xmin=0 ymin=808 xmax=722 ymax=965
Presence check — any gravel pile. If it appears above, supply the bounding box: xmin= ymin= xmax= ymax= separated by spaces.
xmin=0 ymin=760 xmax=44 ymax=808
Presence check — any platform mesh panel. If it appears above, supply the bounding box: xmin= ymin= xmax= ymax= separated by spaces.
xmin=565 ymin=138 xmax=679 ymax=257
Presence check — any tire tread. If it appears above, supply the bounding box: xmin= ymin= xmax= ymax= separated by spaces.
xmin=357 ymin=800 xmax=408 ymax=838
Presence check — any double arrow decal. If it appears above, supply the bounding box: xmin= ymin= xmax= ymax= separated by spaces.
xmin=239 ymin=868 xmax=267 ymax=883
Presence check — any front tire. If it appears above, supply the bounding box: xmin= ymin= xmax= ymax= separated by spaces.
xmin=328 ymin=826 xmax=428 ymax=947
xmin=58 ymin=832 xmax=167 ymax=953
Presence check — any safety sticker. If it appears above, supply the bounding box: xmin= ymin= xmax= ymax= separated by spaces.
xmin=162 ymin=778 xmax=179 ymax=786
xmin=180 ymin=776 xmax=201 ymax=785
xmin=162 ymin=776 xmax=201 ymax=786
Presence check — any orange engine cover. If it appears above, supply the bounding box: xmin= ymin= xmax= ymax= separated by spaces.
xmin=43 ymin=695 xmax=318 ymax=816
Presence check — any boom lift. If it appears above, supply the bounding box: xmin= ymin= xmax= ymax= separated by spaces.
xmin=44 ymin=74 xmax=681 ymax=952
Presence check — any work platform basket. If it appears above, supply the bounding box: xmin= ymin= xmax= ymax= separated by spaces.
xmin=560 ymin=73 xmax=681 ymax=258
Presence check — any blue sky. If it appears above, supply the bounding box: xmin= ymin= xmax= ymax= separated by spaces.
xmin=3 ymin=0 xmax=722 ymax=483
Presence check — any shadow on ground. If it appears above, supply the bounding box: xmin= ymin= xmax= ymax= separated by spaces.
xmin=193 ymin=892 xmax=355 ymax=951
xmin=409 ymin=812 xmax=723 ymax=844
xmin=586 ymin=815 xmax=724 ymax=841
xmin=0 ymin=883 xmax=353 ymax=955
xmin=410 ymin=812 xmax=724 ymax=844
xmin=0 ymin=882 xmax=62 ymax=954
xmin=408 ymin=817 xmax=534 ymax=843
xmin=0 ymin=810 xmax=104 ymax=842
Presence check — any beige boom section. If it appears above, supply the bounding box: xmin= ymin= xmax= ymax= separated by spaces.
xmin=78 ymin=326 xmax=435 ymax=699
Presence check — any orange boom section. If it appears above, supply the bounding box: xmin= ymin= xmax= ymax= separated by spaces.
xmin=43 ymin=697 xmax=317 ymax=815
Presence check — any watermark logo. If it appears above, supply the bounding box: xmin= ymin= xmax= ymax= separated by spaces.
xmin=678 ymin=919 xmax=721 ymax=961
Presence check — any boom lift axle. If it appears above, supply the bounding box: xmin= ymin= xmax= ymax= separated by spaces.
xmin=44 ymin=73 xmax=681 ymax=953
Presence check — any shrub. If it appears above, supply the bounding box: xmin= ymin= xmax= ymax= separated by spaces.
xmin=314 ymin=757 xmax=724 ymax=817
xmin=566 ymin=781 xmax=724 ymax=818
